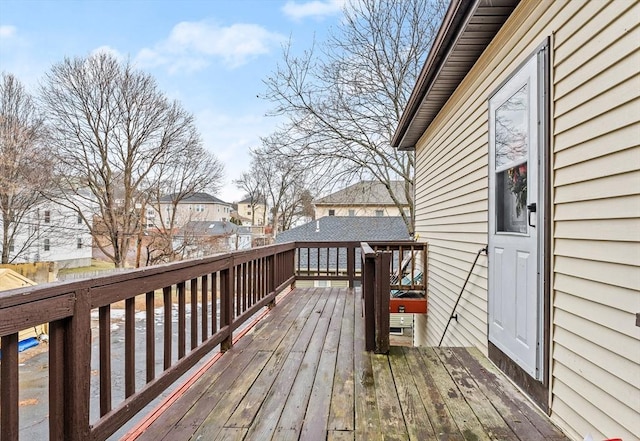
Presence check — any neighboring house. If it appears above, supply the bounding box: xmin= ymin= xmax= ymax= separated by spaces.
xmin=154 ymin=192 xmax=233 ymax=229
xmin=275 ymin=216 xmax=410 ymax=244
xmin=237 ymin=195 xmax=267 ymax=226
xmin=276 ymin=215 xmax=411 ymax=283
xmin=392 ymin=1 xmax=639 ymax=440
xmin=1 ymin=198 xmax=93 ymax=268
xmin=277 ymin=215 xmax=414 ymax=334
xmin=313 ymin=181 xmax=411 ymax=218
xmin=173 ymin=220 xmax=251 ymax=259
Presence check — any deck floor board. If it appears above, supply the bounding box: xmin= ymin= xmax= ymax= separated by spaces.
xmin=135 ymin=287 xmax=568 ymax=441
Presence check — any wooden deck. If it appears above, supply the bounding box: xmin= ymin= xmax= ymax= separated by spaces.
xmin=134 ymin=287 xmax=567 ymax=441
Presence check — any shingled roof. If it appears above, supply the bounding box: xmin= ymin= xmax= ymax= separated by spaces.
xmin=159 ymin=192 xmax=229 ymax=205
xmin=314 ymin=181 xmax=410 ymax=206
xmin=275 ymin=216 xmax=410 ymax=243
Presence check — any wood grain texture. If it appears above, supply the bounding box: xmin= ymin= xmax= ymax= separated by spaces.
xmin=134 ymin=288 xmax=568 ymax=441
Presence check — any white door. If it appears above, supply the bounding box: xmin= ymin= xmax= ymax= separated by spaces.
xmin=488 ymin=56 xmax=541 ymax=379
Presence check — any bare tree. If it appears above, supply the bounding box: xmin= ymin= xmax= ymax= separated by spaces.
xmin=41 ymin=53 xmax=222 ymax=267
xmin=0 ymin=73 xmax=54 ymax=263
xmin=234 ymin=170 xmax=265 ymax=226
xmin=144 ymin=145 xmax=224 ymax=265
xmin=249 ymin=142 xmax=320 ymax=234
xmin=262 ymin=0 xmax=446 ymax=234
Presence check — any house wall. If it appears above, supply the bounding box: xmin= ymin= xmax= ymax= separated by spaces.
xmin=413 ymin=0 xmax=639 ymax=439
xmin=3 ymin=200 xmax=93 ymax=268
xmin=156 ymin=202 xmax=233 ymax=227
xmin=315 ymin=205 xmax=407 ymax=218
xmin=237 ymin=202 xmax=266 ymax=226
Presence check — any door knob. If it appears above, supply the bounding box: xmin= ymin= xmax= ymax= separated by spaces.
xmin=527 ymin=203 xmax=537 ymax=227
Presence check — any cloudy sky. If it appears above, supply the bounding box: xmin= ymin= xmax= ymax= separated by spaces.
xmin=0 ymin=0 xmax=345 ymax=202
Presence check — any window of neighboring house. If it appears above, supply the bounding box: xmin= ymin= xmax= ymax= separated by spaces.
xmin=44 ymin=238 xmax=50 ymax=251
xmin=77 ymin=212 xmax=82 ymax=224
xmin=147 ymin=208 xmax=154 ymax=217
xmin=375 ymin=210 xmax=384 ymax=217
xmin=328 ymin=209 xmax=335 ymax=216
xmin=247 ymin=210 xmax=252 ymax=215
xmin=348 ymin=209 xmax=355 ymax=217
xmin=77 ymin=238 xmax=82 ymax=249
xmin=9 ymin=239 xmax=14 ymax=252
xmin=44 ymin=210 xmax=51 ymax=223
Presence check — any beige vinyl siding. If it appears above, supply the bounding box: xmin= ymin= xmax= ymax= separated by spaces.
xmin=413 ymin=0 xmax=639 ymax=439
xmin=315 ymin=206 xmax=407 ymax=218
xmin=551 ymin=0 xmax=640 ymax=438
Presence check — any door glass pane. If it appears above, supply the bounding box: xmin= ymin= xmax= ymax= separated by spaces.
xmin=496 ymin=163 xmax=527 ymax=233
xmin=495 ymin=85 xmax=528 ymax=168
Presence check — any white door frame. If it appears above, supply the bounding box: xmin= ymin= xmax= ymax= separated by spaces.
xmin=488 ymin=51 xmax=546 ymax=381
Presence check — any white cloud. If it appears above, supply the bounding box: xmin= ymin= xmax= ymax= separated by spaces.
xmin=282 ymin=0 xmax=345 ymax=21
xmin=134 ymin=20 xmax=285 ymax=73
xmin=0 ymin=25 xmax=17 ymax=39
xmin=91 ymin=45 xmax=124 ymax=61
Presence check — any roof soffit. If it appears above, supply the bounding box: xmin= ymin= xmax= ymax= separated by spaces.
xmin=392 ymin=0 xmax=519 ymax=150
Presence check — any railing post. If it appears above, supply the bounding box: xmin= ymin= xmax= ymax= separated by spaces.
xmin=1 ymin=333 xmax=19 ymax=441
xmin=374 ymin=252 xmax=391 ymax=354
xmin=50 ymin=288 xmax=91 ymax=441
xmin=362 ymin=248 xmax=376 ymax=352
xmin=220 ymin=262 xmax=234 ymax=351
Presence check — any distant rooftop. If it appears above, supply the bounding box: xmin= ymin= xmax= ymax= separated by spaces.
xmin=239 ymin=195 xmax=267 ymax=205
xmin=275 ymin=216 xmax=410 ymax=243
xmin=160 ymin=192 xmax=229 ymax=205
xmin=177 ymin=220 xmax=239 ymax=237
xmin=314 ymin=181 xmax=410 ymax=206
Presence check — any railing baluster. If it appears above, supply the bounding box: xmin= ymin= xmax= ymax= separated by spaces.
xmin=236 ymin=264 xmax=242 ymax=315
xmin=178 ymin=282 xmax=186 ymax=359
xmin=125 ymin=297 xmax=135 ymax=397
xmin=145 ymin=291 xmax=155 ymax=383
xmin=49 ymin=321 xmax=64 ymax=441
xmin=211 ymin=272 xmax=218 ymax=334
xmin=191 ymin=278 xmax=198 ymax=350
xmin=163 ymin=286 xmax=172 ymax=370
xmin=201 ymin=275 xmax=208 ymax=340
xmin=347 ymin=246 xmax=355 ymax=287
xmin=99 ymin=305 xmax=112 ymax=415
xmin=1 ymin=333 xmax=19 ymax=441
xmin=221 ymin=266 xmax=234 ymax=351
xmin=242 ymin=262 xmax=248 ymax=311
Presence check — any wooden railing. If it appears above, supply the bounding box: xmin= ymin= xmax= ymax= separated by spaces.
xmin=0 ymin=240 xmax=425 ymax=441
xmin=0 ymin=244 xmax=295 ymax=441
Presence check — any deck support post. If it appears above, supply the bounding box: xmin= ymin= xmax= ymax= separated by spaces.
xmin=374 ymin=252 xmax=391 ymax=354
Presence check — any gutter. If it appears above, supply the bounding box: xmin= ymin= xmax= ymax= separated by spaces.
xmin=391 ymin=0 xmax=477 ymax=150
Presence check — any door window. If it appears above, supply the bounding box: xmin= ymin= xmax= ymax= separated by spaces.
xmin=495 ymin=85 xmax=529 ymax=234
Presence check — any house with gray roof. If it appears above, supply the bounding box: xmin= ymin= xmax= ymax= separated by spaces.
xmin=313 ymin=181 xmax=411 ymax=218
xmin=276 ymin=216 xmax=410 ymax=282
xmin=173 ymin=220 xmax=251 ymax=259
xmin=152 ymin=192 xmax=233 ymax=230
xmin=275 ymin=216 xmax=410 ymax=243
